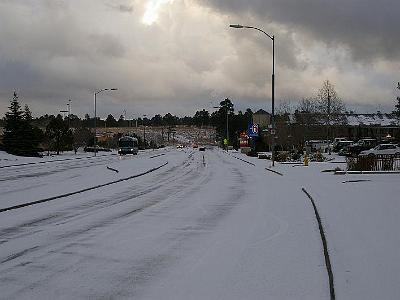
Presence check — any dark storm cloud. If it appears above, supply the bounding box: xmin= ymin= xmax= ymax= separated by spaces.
xmin=0 ymin=0 xmax=398 ymax=118
xmin=203 ymin=0 xmax=400 ymax=62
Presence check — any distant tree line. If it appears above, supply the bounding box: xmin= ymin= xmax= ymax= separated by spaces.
xmin=0 ymin=91 xmax=256 ymax=155
xmin=1 ymin=80 xmax=398 ymax=156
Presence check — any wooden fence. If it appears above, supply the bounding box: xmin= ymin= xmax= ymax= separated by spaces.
xmin=347 ymin=154 xmax=400 ymax=171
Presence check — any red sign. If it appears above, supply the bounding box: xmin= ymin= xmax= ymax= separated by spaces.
xmin=239 ymin=132 xmax=249 ymax=147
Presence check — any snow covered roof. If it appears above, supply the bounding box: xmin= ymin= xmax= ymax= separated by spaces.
xmin=346 ymin=113 xmax=398 ymax=126
xmin=287 ymin=113 xmax=399 ymax=126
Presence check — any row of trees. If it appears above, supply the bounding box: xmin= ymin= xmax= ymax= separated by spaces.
xmin=29 ymin=111 xmax=225 ymax=129
xmin=0 ymin=92 xmax=253 ymax=155
xmin=1 ymin=92 xmax=77 ymax=156
xmin=3 ymin=80 xmax=398 ymax=156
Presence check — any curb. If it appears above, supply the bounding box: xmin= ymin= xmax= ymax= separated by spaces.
xmin=335 ymin=170 xmax=400 ymax=175
xmin=227 ymin=154 xmax=256 ymax=166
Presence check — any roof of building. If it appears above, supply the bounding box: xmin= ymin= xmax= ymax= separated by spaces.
xmin=346 ymin=113 xmax=398 ymax=126
xmin=287 ymin=113 xmax=399 ymax=126
xmin=254 ymin=109 xmax=270 ymax=115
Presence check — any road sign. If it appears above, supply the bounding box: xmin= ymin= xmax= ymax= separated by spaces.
xmin=247 ymin=124 xmax=259 ymax=138
xmin=223 ymin=138 xmax=228 ymax=145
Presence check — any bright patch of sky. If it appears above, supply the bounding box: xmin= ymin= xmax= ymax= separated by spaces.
xmin=142 ymin=0 xmax=173 ymax=25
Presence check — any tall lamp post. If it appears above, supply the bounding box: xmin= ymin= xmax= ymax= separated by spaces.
xmin=67 ymin=99 xmax=71 ymax=128
xmin=60 ymin=110 xmax=68 ymax=119
xmin=230 ymin=24 xmax=276 ymax=166
xmin=142 ymin=114 xmax=147 ymax=149
xmin=94 ymin=88 xmax=117 ymax=156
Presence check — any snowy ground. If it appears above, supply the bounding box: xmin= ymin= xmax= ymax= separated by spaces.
xmin=0 ymin=148 xmax=399 ymax=299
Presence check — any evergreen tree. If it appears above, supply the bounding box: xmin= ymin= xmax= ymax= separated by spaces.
xmin=20 ymin=104 xmax=42 ymax=156
xmin=105 ymin=114 xmax=118 ymax=127
xmin=3 ymin=91 xmax=25 ymax=155
xmin=212 ymin=98 xmax=234 ymax=144
xmin=193 ymin=109 xmax=210 ymax=127
xmin=45 ymin=115 xmax=73 ymax=154
xmin=151 ymin=114 xmax=163 ymax=126
xmin=118 ymin=114 xmax=125 ymax=127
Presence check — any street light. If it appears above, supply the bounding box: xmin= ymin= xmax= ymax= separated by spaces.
xmin=230 ymin=24 xmax=276 ymax=166
xmin=142 ymin=114 xmax=147 ymax=149
xmin=60 ymin=110 xmax=68 ymax=119
xmin=67 ymin=99 xmax=71 ymax=128
xmin=94 ymin=88 xmax=117 ymax=156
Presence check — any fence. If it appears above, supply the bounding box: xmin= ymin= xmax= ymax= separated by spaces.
xmin=347 ymin=154 xmax=400 ymax=171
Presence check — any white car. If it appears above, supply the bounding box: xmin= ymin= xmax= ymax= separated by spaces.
xmin=360 ymin=144 xmax=400 ymax=156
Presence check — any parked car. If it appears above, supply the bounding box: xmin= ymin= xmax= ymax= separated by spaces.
xmin=346 ymin=138 xmax=377 ymax=156
xmin=360 ymin=144 xmax=400 ymax=156
xmin=199 ymin=146 xmax=206 ymax=151
xmin=305 ymin=140 xmax=330 ymax=153
xmin=332 ymin=140 xmax=354 ymax=152
xmin=257 ymin=152 xmax=270 ymax=159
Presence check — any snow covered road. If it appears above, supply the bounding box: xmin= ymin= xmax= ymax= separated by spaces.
xmin=0 ymin=148 xmax=330 ymax=299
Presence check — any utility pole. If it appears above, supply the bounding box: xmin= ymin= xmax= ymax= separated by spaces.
xmin=143 ymin=114 xmax=147 ymax=149
xmin=226 ymin=102 xmax=229 ymax=151
xmin=396 ymin=82 xmax=400 ymax=127
xmin=327 ymin=89 xmax=331 ymax=154
xmin=67 ymin=99 xmax=71 ymax=128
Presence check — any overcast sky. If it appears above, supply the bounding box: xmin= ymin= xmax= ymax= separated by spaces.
xmin=1 ymin=0 xmax=399 ymax=118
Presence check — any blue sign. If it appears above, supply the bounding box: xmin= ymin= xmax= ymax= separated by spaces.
xmin=247 ymin=123 xmax=259 ymax=138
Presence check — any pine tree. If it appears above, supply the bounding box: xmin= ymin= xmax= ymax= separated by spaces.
xmin=2 ymin=93 xmax=42 ymax=156
xmin=21 ymin=104 xmax=42 ymax=156
xmin=23 ymin=104 xmax=32 ymax=122
xmin=2 ymin=92 xmax=24 ymax=155
xmin=46 ymin=115 xmax=73 ymax=155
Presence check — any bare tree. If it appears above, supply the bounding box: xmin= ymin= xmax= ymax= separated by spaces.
xmin=316 ymin=80 xmax=346 ymax=125
xmin=277 ymin=100 xmax=293 ymax=115
xmin=294 ymin=98 xmax=317 ymax=125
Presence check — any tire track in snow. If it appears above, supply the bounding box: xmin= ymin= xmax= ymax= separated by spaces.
xmin=0 ymin=152 xmax=195 ymax=243
xmin=0 ymin=151 xmax=204 ymax=270
xmin=0 ymin=162 xmax=168 ymax=213
xmin=302 ymin=187 xmax=335 ymax=300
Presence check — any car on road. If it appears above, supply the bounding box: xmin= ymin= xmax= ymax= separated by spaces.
xmin=199 ymin=146 xmax=206 ymax=151
xmin=360 ymin=144 xmax=400 ymax=156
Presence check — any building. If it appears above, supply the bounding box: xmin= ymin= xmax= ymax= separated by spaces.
xmin=252 ymin=109 xmax=271 ymax=129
